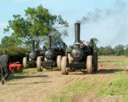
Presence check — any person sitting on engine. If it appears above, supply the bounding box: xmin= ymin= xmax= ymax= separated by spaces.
xmin=80 ymin=40 xmax=87 ymax=48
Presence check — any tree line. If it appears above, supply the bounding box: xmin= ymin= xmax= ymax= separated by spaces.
xmin=0 ymin=5 xmax=127 ymax=57
xmin=98 ymin=44 xmax=128 ymax=56
xmin=2 ymin=5 xmax=68 ymax=50
xmin=0 ymin=5 xmax=68 ymax=61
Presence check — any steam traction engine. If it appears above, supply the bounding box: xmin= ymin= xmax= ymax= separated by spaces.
xmin=22 ymin=40 xmax=46 ymax=68
xmin=61 ymin=22 xmax=98 ymax=75
xmin=36 ymin=35 xmax=67 ymax=70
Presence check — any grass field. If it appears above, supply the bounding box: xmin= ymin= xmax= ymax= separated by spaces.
xmin=0 ymin=56 xmax=128 ymax=102
xmin=48 ymin=56 xmax=128 ymax=102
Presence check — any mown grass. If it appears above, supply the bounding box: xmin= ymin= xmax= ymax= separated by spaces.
xmin=49 ymin=56 xmax=128 ymax=102
xmin=49 ymin=80 xmax=93 ymax=102
xmin=97 ymin=74 xmax=128 ymax=96
xmin=6 ymin=56 xmax=128 ymax=102
xmin=7 ymin=68 xmax=38 ymax=80
xmin=97 ymin=73 xmax=128 ymax=102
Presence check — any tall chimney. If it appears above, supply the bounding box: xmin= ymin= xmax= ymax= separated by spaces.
xmin=32 ymin=40 xmax=35 ymax=51
xmin=75 ymin=22 xmax=80 ymax=43
xmin=48 ymin=35 xmax=52 ymax=49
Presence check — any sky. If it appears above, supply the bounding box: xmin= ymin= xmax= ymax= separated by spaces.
xmin=0 ymin=0 xmax=128 ymax=47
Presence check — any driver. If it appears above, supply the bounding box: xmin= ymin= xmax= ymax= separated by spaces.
xmin=80 ymin=40 xmax=87 ymax=48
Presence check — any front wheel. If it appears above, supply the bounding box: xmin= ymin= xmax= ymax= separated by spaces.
xmin=68 ymin=53 xmax=73 ymax=64
xmin=57 ymin=55 xmax=62 ymax=70
xmin=86 ymin=55 xmax=94 ymax=74
xmin=93 ymin=52 xmax=98 ymax=72
xmin=23 ymin=57 xmax=28 ymax=68
xmin=61 ymin=56 xmax=68 ymax=75
xmin=36 ymin=56 xmax=43 ymax=72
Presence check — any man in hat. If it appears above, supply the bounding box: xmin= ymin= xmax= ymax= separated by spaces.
xmin=0 ymin=50 xmax=9 ymax=85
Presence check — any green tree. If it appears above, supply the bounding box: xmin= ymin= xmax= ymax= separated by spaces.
xmin=114 ymin=44 xmax=124 ymax=56
xmin=98 ymin=46 xmax=114 ymax=55
xmin=0 ymin=35 xmax=22 ymax=48
xmin=124 ymin=45 xmax=128 ymax=56
xmin=4 ymin=5 xmax=68 ymax=49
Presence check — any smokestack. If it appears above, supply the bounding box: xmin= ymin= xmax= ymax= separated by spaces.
xmin=32 ymin=40 xmax=35 ymax=51
xmin=48 ymin=35 xmax=52 ymax=49
xmin=75 ymin=22 xmax=80 ymax=43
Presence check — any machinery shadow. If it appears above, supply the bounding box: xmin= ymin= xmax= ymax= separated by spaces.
xmin=8 ymin=74 xmax=48 ymax=80
xmin=66 ymin=68 xmax=124 ymax=75
xmin=97 ymin=68 xmax=124 ymax=74
xmin=6 ymin=74 xmax=50 ymax=85
xmin=8 ymin=80 xmax=52 ymax=85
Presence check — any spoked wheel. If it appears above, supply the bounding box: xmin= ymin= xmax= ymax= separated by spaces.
xmin=57 ymin=55 xmax=62 ymax=70
xmin=67 ymin=53 xmax=74 ymax=72
xmin=36 ymin=56 xmax=43 ymax=72
xmin=61 ymin=56 xmax=68 ymax=75
xmin=93 ymin=52 xmax=98 ymax=72
xmin=23 ymin=57 xmax=28 ymax=68
xmin=68 ymin=53 xmax=73 ymax=64
xmin=86 ymin=55 xmax=94 ymax=74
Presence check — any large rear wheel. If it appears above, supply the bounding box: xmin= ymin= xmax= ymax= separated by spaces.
xmin=68 ymin=53 xmax=73 ymax=64
xmin=61 ymin=56 xmax=68 ymax=75
xmin=86 ymin=55 xmax=94 ymax=74
xmin=68 ymin=53 xmax=75 ymax=72
xmin=93 ymin=52 xmax=98 ymax=72
xmin=57 ymin=55 xmax=62 ymax=70
xmin=23 ymin=57 xmax=28 ymax=68
xmin=36 ymin=56 xmax=43 ymax=72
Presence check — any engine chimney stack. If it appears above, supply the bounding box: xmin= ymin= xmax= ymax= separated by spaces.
xmin=75 ymin=22 xmax=80 ymax=44
xmin=48 ymin=35 xmax=52 ymax=49
xmin=32 ymin=40 xmax=35 ymax=51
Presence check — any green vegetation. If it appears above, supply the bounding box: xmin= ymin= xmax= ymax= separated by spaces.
xmin=97 ymin=74 xmax=128 ymax=95
xmin=97 ymin=74 xmax=128 ymax=102
xmin=49 ymin=80 xmax=92 ymax=102
xmin=50 ymin=73 xmax=128 ymax=102
xmin=49 ymin=56 xmax=128 ymax=102
xmin=0 ymin=47 xmax=28 ymax=62
xmin=2 ymin=5 xmax=68 ymax=50
xmin=98 ymin=44 xmax=128 ymax=56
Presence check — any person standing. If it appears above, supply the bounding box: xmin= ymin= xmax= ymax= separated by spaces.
xmin=0 ymin=50 xmax=9 ymax=85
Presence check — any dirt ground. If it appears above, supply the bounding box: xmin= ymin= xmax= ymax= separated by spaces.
xmin=0 ymin=56 xmax=126 ymax=102
xmin=0 ymin=71 xmax=123 ymax=102
xmin=73 ymin=95 xmax=122 ymax=102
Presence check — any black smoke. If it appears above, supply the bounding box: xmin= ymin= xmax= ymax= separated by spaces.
xmin=80 ymin=0 xmax=128 ymax=46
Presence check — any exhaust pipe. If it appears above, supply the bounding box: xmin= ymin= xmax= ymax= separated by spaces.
xmin=48 ymin=35 xmax=52 ymax=49
xmin=75 ymin=22 xmax=80 ymax=43
xmin=32 ymin=40 xmax=35 ymax=51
